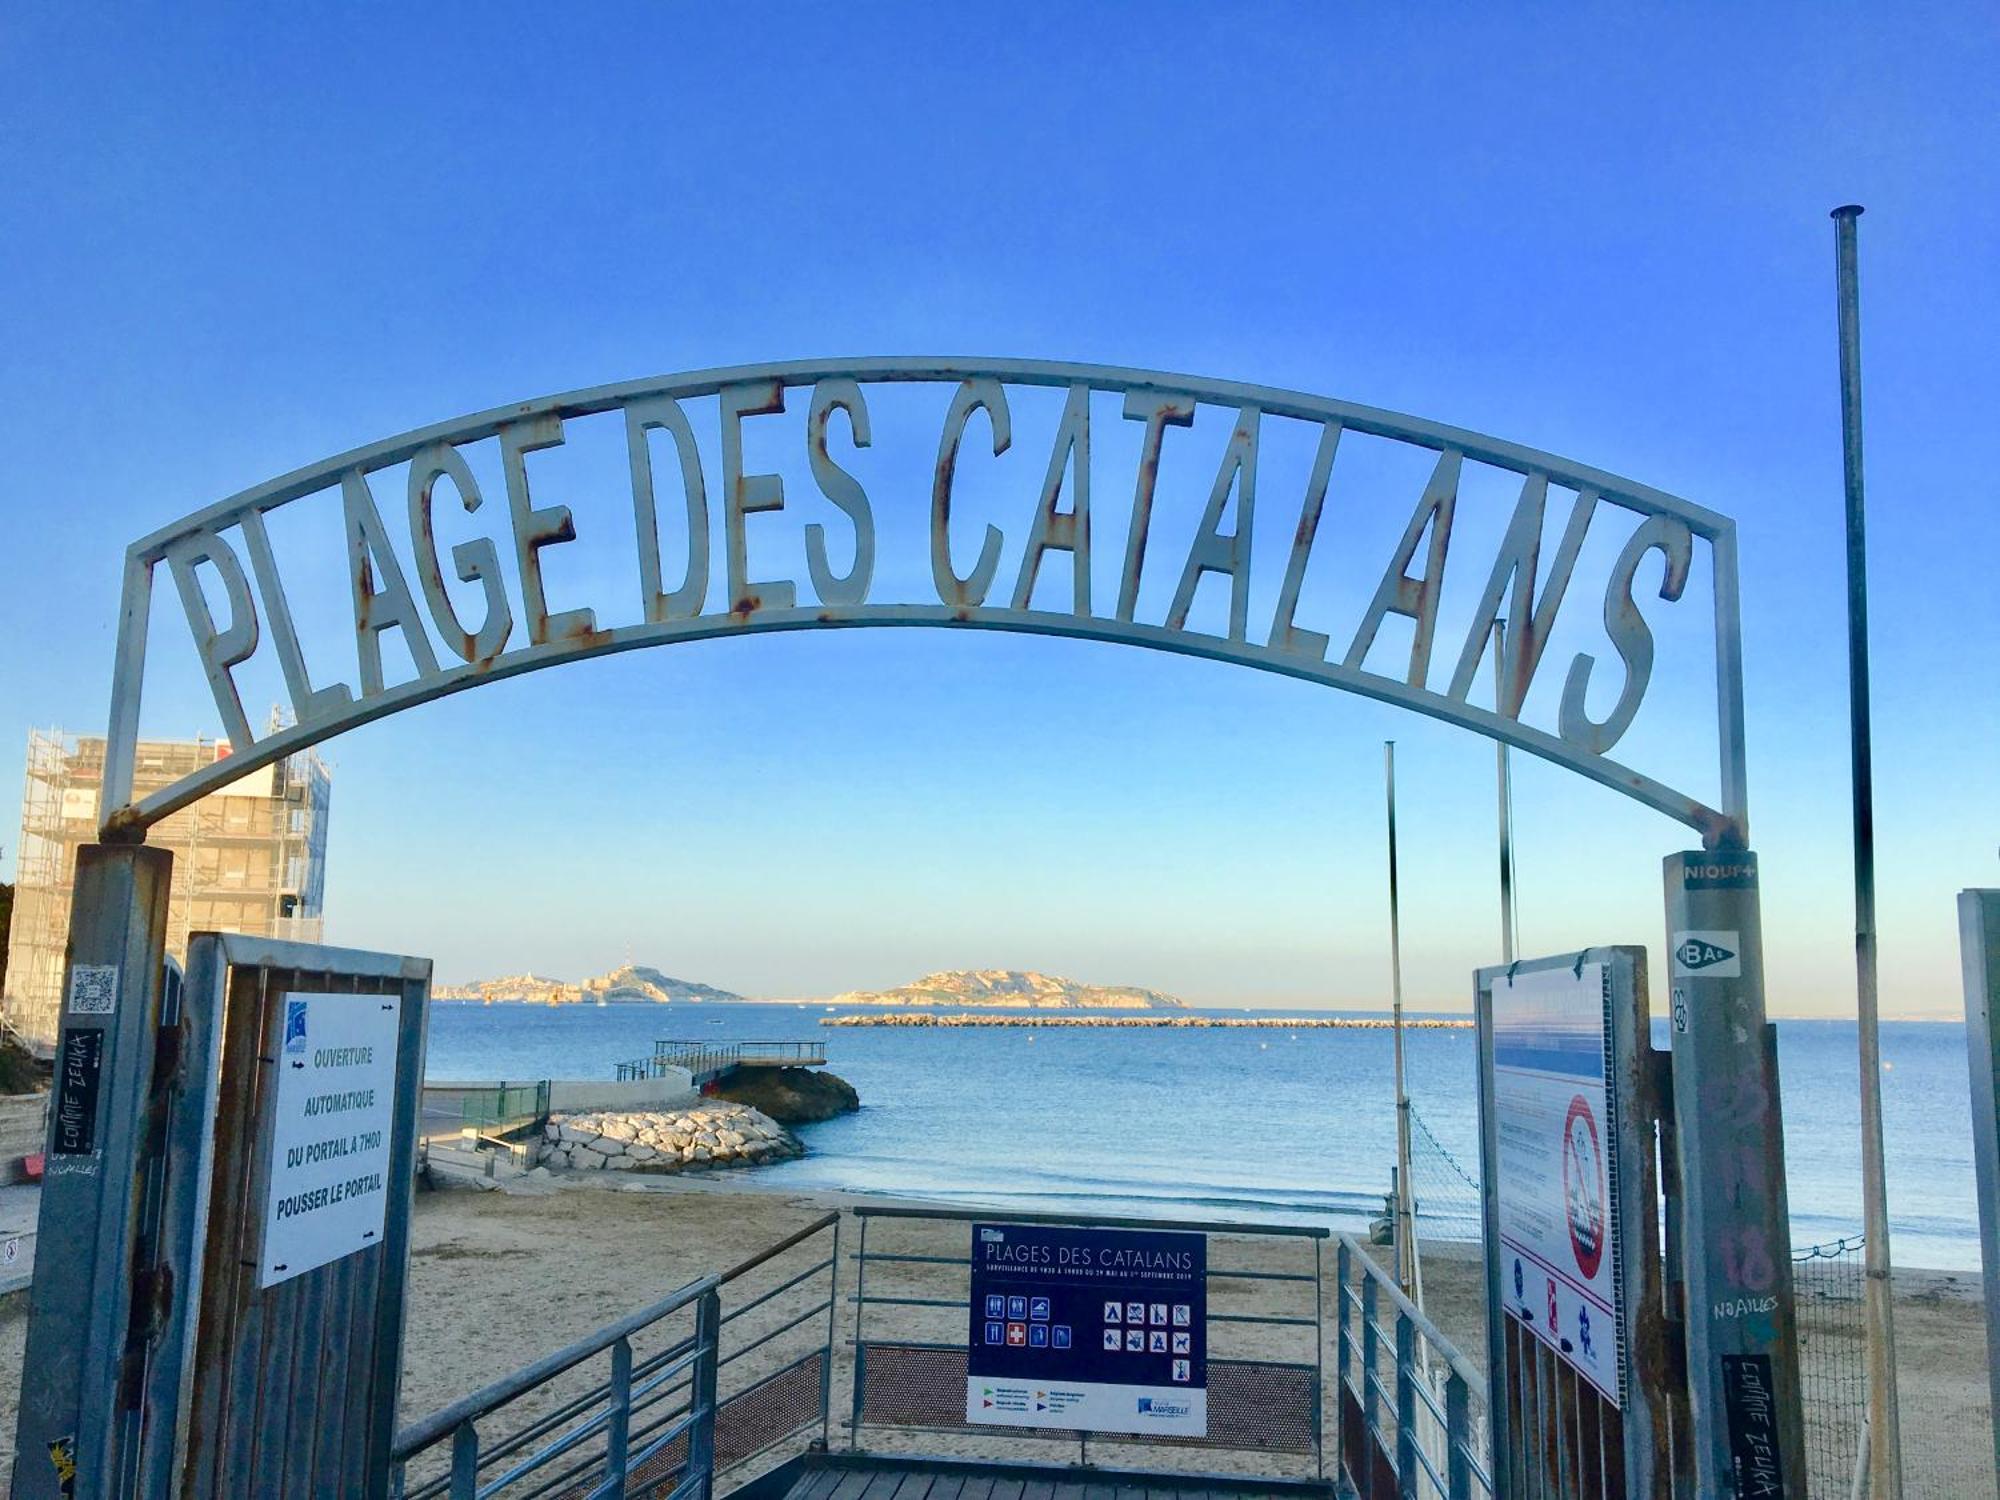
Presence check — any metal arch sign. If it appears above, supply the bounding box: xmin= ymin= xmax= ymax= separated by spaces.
xmin=98 ymin=358 xmax=1749 ymax=844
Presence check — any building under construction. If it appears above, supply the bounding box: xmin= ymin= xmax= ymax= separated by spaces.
xmin=3 ymin=728 xmax=331 ymax=1051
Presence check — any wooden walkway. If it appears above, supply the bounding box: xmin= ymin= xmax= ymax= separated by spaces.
xmin=781 ymin=1459 xmax=1333 ymax=1500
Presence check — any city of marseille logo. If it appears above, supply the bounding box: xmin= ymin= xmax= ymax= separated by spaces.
xmin=1674 ymin=937 xmax=1735 ymax=971
xmin=283 ymin=1000 xmax=309 ymax=1055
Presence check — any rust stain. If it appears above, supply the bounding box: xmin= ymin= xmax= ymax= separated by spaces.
xmin=102 ymin=806 xmax=148 ymax=843
xmin=554 ymin=615 xmax=613 ymax=652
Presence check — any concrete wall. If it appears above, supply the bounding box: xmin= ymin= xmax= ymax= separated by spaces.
xmin=0 ymin=1093 xmax=47 ymax=1174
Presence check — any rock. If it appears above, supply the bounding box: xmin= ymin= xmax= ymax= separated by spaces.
xmin=710 ymin=1067 xmax=860 ymax=1124
xmin=540 ymin=1098 xmax=803 ymax=1175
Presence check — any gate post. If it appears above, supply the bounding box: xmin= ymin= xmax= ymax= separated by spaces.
xmin=1663 ymin=850 xmax=1808 ymax=1497
xmin=1957 ymin=888 xmax=2000 ymax=1485
xmin=12 ymin=843 xmax=175 ymax=1500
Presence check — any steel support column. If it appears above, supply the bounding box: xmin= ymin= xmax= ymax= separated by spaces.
xmin=12 ymin=844 xmax=175 ymax=1500
xmin=1957 ymin=888 xmax=2000 ymax=1486
xmin=1664 ymin=850 xmax=1808 ymax=1496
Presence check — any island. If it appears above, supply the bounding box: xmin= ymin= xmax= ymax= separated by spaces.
xmin=433 ymin=964 xmax=745 ymax=1005
xmin=827 ymin=968 xmax=1187 ymax=1010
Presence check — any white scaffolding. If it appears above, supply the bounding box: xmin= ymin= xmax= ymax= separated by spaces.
xmin=2 ymin=727 xmax=332 ymax=1052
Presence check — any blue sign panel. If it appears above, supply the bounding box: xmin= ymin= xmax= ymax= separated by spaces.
xmin=966 ymin=1221 xmax=1206 ymax=1437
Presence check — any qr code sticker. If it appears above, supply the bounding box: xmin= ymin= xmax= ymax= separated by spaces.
xmin=68 ymin=964 xmax=118 ymax=1015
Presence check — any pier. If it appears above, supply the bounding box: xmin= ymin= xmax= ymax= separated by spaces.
xmin=617 ymin=1038 xmax=829 ymax=1088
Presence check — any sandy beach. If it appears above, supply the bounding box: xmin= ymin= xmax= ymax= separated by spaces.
xmin=0 ymin=1174 xmax=1989 ymax=1494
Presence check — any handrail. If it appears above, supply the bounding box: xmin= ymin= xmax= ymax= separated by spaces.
xmin=392 ymin=1273 xmax=718 ymax=1459
xmin=393 ymin=1214 xmax=841 ymax=1499
xmin=1334 ymin=1233 xmax=1483 ymax=1393
xmin=718 ymin=1211 xmax=841 ymax=1283
xmin=1333 ymin=1234 xmax=1490 ymax=1498
xmin=617 ymin=1039 xmax=825 ymax=1082
xmin=853 ymin=1202 xmax=1331 ymax=1240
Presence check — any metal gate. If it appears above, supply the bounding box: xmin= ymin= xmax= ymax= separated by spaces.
xmin=177 ymin=933 xmax=432 ymax=1497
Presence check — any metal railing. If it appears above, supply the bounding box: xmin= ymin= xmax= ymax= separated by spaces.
xmin=845 ymin=1205 xmax=1328 ymax=1480
xmin=614 ymin=1040 xmax=826 ymax=1082
xmin=392 ymin=1214 xmax=840 ymax=1499
xmin=392 ymin=1275 xmax=720 ymax=1500
xmin=1333 ymin=1236 xmax=1491 ymax=1500
xmin=421 ymin=1081 xmax=552 ymax=1140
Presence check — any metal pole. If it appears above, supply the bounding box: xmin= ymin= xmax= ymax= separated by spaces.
xmin=12 ymin=843 xmax=175 ymax=1500
xmin=1385 ymin=742 xmax=1415 ymax=1298
xmin=1495 ymin=623 xmax=1517 ymax=964
xmin=1832 ymin=201 xmax=1905 ymax=1499
xmin=1956 ymin=889 xmax=2000 ymax=1486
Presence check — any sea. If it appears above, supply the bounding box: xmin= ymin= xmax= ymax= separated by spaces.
xmin=423 ymin=1002 xmax=1985 ymax=1271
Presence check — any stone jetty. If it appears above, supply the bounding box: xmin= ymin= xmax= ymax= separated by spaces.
xmin=821 ymin=1013 xmax=1472 ymax=1030
xmin=540 ymin=1101 xmax=803 ymax=1172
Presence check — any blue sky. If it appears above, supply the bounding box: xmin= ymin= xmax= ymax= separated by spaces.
xmin=1 ymin=3 xmax=1994 ymax=1015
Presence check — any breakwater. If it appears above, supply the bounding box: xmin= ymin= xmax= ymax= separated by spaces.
xmin=820 ymin=1013 xmax=1473 ymax=1030
xmin=542 ymin=1101 xmax=802 ymax=1172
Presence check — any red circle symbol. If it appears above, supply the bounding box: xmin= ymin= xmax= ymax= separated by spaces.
xmin=1562 ymin=1094 xmax=1606 ymax=1280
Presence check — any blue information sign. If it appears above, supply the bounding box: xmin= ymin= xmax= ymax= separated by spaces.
xmin=966 ymin=1221 xmax=1207 ymax=1436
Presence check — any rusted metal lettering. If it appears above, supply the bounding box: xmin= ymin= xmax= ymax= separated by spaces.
xmin=1266 ymin=420 xmax=1341 ymax=661
xmin=500 ymin=413 xmax=596 ymax=646
xmin=408 ymin=441 xmax=510 ymax=665
xmin=1344 ymin=449 xmax=1460 ymax=686
xmin=1445 ymin=476 xmax=1597 ymax=715
xmin=1165 ymin=405 xmax=1259 ymax=641
xmin=1560 ymin=513 xmax=1693 ymax=754
xmin=719 ymin=381 xmax=793 ymax=617
xmin=341 ymin=470 xmax=439 ymax=695
xmin=1116 ymin=390 xmax=1195 ymax=624
xmin=163 ymin=526 xmax=261 ymax=749
xmin=931 ymin=376 xmax=1010 ymax=609
xmin=1010 ymin=382 xmax=1091 ymax=615
xmin=804 ymin=378 xmax=874 ymax=607
xmin=626 ymin=394 xmax=710 ymax=624
xmin=97 ymin=359 xmax=1748 ymax=845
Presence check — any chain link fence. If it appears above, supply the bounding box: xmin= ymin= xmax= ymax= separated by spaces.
xmin=1794 ymin=1235 xmax=1867 ymax=1495
xmin=1794 ymin=1234 xmax=1997 ymax=1500
xmin=1407 ymin=1105 xmax=1485 ymax=1253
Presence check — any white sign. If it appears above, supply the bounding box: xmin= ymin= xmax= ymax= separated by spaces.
xmin=257 ymin=991 xmax=401 ymax=1288
xmin=1670 ymin=929 xmax=1741 ymax=978
xmin=1492 ymin=963 xmax=1623 ymax=1404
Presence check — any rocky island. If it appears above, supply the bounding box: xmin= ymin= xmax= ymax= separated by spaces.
xmin=829 ymin=968 xmax=1188 ymax=1010
xmin=435 ymin=964 xmax=744 ymax=1005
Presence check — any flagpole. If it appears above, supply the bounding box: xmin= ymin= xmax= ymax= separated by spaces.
xmin=1832 ymin=201 xmax=1904 ymax=1499
xmin=1385 ymin=741 xmax=1416 ymax=1298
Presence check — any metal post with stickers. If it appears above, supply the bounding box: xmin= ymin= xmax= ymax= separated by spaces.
xmin=1665 ymin=852 xmax=1808 ymax=1498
